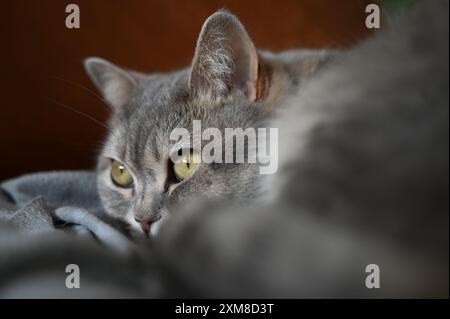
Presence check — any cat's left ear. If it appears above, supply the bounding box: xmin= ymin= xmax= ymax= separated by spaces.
xmin=190 ymin=11 xmax=259 ymax=102
xmin=84 ymin=57 xmax=136 ymax=110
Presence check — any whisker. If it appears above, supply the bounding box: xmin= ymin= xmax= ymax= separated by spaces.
xmin=50 ymin=75 xmax=113 ymax=110
xmin=47 ymin=98 xmax=108 ymax=129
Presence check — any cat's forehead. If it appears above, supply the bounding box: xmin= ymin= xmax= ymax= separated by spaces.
xmin=119 ymin=69 xmax=260 ymax=132
xmin=114 ymin=70 xmax=193 ymax=131
xmin=128 ymin=74 xmax=200 ymax=130
xmin=133 ymin=69 xmax=190 ymax=110
xmin=106 ymin=68 xmax=262 ymax=166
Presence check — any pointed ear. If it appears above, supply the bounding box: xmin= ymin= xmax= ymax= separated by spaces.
xmin=190 ymin=11 xmax=259 ymax=102
xmin=84 ymin=57 xmax=136 ymax=110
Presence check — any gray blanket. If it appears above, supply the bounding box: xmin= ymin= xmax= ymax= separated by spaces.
xmin=0 ymin=171 xmax=160 ymax=298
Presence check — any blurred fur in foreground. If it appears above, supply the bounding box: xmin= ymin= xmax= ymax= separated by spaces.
xmin=156 ymin=1 xmax=449 ymax=298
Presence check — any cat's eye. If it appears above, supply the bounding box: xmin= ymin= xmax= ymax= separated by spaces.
xmin=111 ymin=160 xmax=134 ymax=188
xmin=172 ymin=150 xmax=200 ymax=182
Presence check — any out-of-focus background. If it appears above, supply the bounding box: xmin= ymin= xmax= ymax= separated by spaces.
xmin=0 ymin=0 xmax=375 ymax=181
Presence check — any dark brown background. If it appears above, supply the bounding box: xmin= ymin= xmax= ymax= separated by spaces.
xmin=1 ymin=0 xmax=374 ymax=181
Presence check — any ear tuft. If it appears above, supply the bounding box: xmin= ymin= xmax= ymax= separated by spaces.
xmin=84 ymin=57 xmax=136 ymax=110
xmin=190 ymin=10 xmax=259 ymax=102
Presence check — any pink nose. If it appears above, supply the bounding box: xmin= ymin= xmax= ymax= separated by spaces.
xmin=135 ymin=218 xmax=152 ymax=234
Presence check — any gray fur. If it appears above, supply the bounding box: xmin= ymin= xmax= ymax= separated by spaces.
xmin=155 ymin=1 xmax=448 ymax=297
xmin=85 ymin=2 xmax=448 ymax=297
xmin=85 ymin=10 xmax=334 ymax=236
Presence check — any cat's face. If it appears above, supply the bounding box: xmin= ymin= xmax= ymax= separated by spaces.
xmin=95 ymin=70 xmax=265 ymax=237
xmin=85 ymin=11 xmax=328 ymax=236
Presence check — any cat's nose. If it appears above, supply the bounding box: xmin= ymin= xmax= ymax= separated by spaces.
xmin=134 ymin=218 xmax=152 ymax=234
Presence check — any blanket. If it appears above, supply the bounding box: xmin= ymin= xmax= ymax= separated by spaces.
xmin=0 ymin=171 xmax=160 ymax=298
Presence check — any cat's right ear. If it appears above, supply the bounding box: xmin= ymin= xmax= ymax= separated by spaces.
xmin=84 ymin=57 xmax=136 ymax=110
xmin=189 ymin=11 xmax=260 ymax=103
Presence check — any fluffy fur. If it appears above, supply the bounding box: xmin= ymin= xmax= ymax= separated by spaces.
xmin=85 ymin=1 xmax=448 ymax=297
xmin=85 ymin=11 xmax=334 ymax=236
xmin=155 ymin=1 xmax=449 ymax=297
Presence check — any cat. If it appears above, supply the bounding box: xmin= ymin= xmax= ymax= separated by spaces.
xmin=152 ymin=1 xmax=448 ymax=298
xmin=85 ymin=11 xmax=336 ymax=237
xmin=85 ymin=0 xmax=448 ymax=298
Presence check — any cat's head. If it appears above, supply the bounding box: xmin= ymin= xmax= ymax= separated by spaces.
xmin=84 ymin=11 xmax=326 ymax=237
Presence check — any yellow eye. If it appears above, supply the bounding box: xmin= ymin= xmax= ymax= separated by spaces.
xmin=173 ymin=151 xmax=200 ymax=182
xmin=111 ymin=160 xmax=134 ymax=188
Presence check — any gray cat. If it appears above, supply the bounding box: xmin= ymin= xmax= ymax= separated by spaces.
xmin=85 ymin=1 xmax=448 ymax=297
xmin=85 ymin=11 xmax=335 ymax=237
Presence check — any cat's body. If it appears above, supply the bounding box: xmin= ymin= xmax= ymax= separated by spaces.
xmin=85 ymin=1 xmax=448 ymax=297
